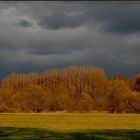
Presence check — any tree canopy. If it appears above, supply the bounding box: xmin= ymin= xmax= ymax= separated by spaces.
xmin=0 ymin=65 xmax=140 ymax=113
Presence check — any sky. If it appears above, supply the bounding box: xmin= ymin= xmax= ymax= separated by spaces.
xmin=0 ymin=1 xmax=140 ymax=78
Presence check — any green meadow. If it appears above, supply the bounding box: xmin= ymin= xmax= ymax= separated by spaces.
xmin=0 ymin=113 xmax=140 ymax=139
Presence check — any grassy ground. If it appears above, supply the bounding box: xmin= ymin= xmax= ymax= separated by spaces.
xmin=0 ymin=113 xmax=140 ymax=139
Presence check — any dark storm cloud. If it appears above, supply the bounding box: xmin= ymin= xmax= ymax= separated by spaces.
xmin=28 ymin=43 xmax=82 ymax=55
xmin=97 ymin=11 xmax=140 ymax=34
xmin=32 ymin=2 xmax=140 ymax=34
xmin=85 ymin=2 xmax=140 ymax=34
xmin=0 ymin=33 xmax=17 ymax=51
xmin=0 ymin=1 xmax=140 ymax=78
xmin=27 ymin=31 xmax=89 ymax=55
xmin=38 ymin=12 xmax=85 ymax=30
xmin=17 ymin=19 xmax=33 ymax=27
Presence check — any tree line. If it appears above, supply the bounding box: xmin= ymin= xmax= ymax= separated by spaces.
xmin=0 ymin=65 xmax=140 ymax=113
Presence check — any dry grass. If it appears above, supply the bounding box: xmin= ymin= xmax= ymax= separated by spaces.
xmin=0 ymin=113 xmax=140 ymax=139
xmin=0 ymin=113 xmax=140 ymax=131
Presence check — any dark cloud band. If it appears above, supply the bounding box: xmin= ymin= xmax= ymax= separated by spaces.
xmin=0 ymin=1 xmax=140 ymax=78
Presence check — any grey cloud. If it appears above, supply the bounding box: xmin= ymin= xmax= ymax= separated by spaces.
xmin=0 ymin=33 xmax=17 ymax=51
xmin=17 ymin=19 xmax=33 ymax=27
xmin=27 ymin=29 xmax=90 ymax=55
xmin=38 ymin=12 xmax=85 ymax=30
xmin=0 ymin=2 xmax=140 ymax=78
xmin=5 ymin=2 xmax=140 ymax=34
xmin=101 ymin=15 xmax=140 ymax=34
xmin=86 ymin=3 xmax=140 ymax=34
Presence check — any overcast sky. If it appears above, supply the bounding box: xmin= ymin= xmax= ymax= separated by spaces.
xmin=0 ymin=1 xmax=140 ymax=78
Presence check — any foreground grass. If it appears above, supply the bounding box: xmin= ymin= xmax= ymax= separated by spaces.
xmin=0 ymin=113 xmax=140 ymax=139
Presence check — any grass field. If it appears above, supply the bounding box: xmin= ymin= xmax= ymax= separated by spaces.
xmin=0 ymin=113 xmax=140 ymax=139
